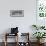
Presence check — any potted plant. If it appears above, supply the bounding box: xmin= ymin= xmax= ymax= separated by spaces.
xmin=32 ymin=25 xmax=39 ymax=31
xmin=32 ymin=24 xmax=45 ymax=30
xmin=33 ymin=32 xmax=46 ymax=43
xmin=40 ymin=26 xmax=45 ymax=29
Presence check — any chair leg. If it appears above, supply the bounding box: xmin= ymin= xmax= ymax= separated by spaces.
xmin=4 ymin=33 xmax=7 ymax=46
xmin=5 ymin=41 xmax=7 ymax=46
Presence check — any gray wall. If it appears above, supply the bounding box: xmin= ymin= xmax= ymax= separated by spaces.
xmin=0 ymin=0 xmax=36 ymax=42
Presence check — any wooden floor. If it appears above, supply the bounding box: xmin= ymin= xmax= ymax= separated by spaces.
xmin=0 ymin=42 xmax=46 ymax=46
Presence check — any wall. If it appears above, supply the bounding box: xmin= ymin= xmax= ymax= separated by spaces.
xmin=0 ymin=0 xmax=36 ymax=42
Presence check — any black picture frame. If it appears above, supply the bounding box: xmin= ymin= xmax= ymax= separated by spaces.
xmin=10 ymin=10 xmax=24 ymax=17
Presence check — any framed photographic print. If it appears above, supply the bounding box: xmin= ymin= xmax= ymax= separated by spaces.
xmin=10 ymin=10 xmax=24 ymax=17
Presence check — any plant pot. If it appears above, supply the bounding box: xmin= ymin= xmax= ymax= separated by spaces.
xmin=37 ymin=39 xmax=45 ymax=44
xmin=40 ymin=39 xmax=45 ymax=43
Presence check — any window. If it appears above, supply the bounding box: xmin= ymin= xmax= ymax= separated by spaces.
xmin=37 ymin=0 xmax=46 ymax=18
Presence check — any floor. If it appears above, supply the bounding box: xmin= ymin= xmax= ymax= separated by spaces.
xmin=0 ymin=42 xmax=46 ymax=46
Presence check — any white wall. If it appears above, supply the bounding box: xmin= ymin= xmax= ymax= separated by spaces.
xmin=0 ymin=0 xmax=36 ymax=42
